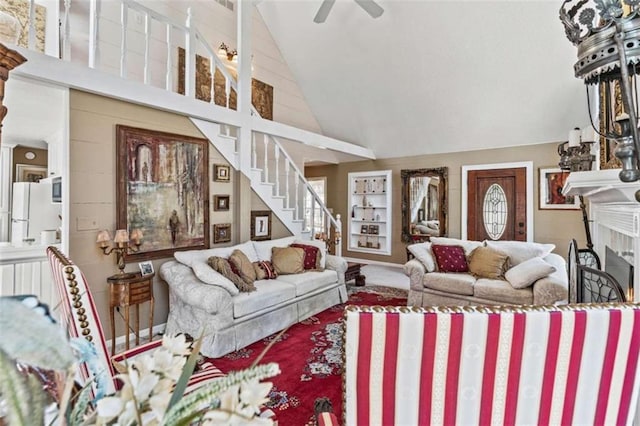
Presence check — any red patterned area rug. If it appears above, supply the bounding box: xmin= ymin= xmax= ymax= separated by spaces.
xmin=207 ymin=286 xmax=407 ymax=425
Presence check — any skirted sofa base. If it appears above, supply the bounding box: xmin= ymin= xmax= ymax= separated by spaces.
xmin=160 ymin=249 xmax=348 ymax=358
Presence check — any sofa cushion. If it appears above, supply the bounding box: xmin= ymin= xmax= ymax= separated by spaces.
xmin=505 ymin=257 xmax=557 ymax=289
xmin=290 ymin=243 xmax=323 ymax=271
xmin=294 ymin=239 xmax=327 ymax=269
xmin=271 ymin=246 xmax=305 ymax=275
xmin=233 ymin=279 xmax=296 ymax=318
xmin=253 ymin=261 xmax=278 ymax=280
xmin=430 ymin=237 xmax=484 ymax=256
xmin=485 ymin=240 xmax=555 ymax=266
xmin=424 ymin=272 xmax=475 ymax=296
xmin=431 ymin=244 xmax=469 ymax=273
xmin=407 ymin=242 xmax=436 ymax=272
xmin=190 ymin=262 xmax=239 ymax=296
xmin=229 ymin=249 xmax=257 ymax=283
xmin=253 ymin=236 xmax=297 ymax=262
xmin=467 ymin=246 xmax=509 ymax=279
xmin=277 ymin=269 xmax=339 ymax=296
xmin=474 ymin=278 xmax=533 ymax=304
xmin=207 ymin=256 xmax=256 ymax=293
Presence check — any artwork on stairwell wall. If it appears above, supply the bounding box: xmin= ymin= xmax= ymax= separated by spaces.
xmin=250 ymin=210 xmax=271 ymax=241
xmin=0 ymin=0 xmax=46 ymax=52
xmin=214 ymin=164 xmax=230 ymax=182
xmin=116 ymin=125 xmax=210 ymax=261
xmin=177 ymin=47 xmax=274 ymax=119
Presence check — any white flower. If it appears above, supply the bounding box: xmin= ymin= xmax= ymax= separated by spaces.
xmin=152 ymin=348 xmax=187 ymax=381
xmin=95 ymin=396 xmax=124 ymax=420
xmin=162 ymin=334 xmax=191 ymax=355
xmin=239 ymin=380 xmax=272 ymax=414
xmin=133 ymin=372 xmax=160 ymax=402
xmin=149 ymin=392 xmax=172 ymax=420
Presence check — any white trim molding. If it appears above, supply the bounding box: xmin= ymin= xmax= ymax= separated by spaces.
xmin=461 ymin=161 xmax=534 ymax=241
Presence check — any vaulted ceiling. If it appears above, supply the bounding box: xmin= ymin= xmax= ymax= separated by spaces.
xmin=256 ymin=0 xmax=590 ymax=159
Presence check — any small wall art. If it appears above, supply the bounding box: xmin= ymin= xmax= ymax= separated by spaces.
xmin=15 ymin=164 xmax=47 ymax=182
xmin=213 ymin=223 xmax=232 ymax=243
xmin=214 ymin=164 xmax=230 ymax=182
xmin=214 ymin=195 xmax=230 ymax=211
xmin=250 ymin=210 xmax=272 ymax=241
xmin=539 ymin=167 xmax=580 ymax=210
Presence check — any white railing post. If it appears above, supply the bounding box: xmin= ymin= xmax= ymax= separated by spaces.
xmin=89 ymin=0 xmax=100 ymax=69
xmin=294 ymin=174 xmax=300 ymax=220
xmin=184 ymin=8 xmax=195 ymax=98
xmin=252 ymin=134 xmax=257 ymax=169
xmin=143 ymin=12 xmax=151 ymax=85
xmin=165 ymin=23 xmax=172 ymax=91
xmin=274 ymin=144 xmax=280 ymax=197
xmin=335 ymin=214 xmax=342 ymax=256
xmin=225 ymin=79 xmax=231 ymax=108
xmin=310 ymin=193 xmax=316 ymax=235
xmin=28 ymin=0 xmax=35 ymax=50
xmin=120 ymin=2 xmax=128 ymax=78
xmin=263 ymin=134 xmax=269 ymax=183
xmin=62 ymin=0 xmax=71 ymax=61
xmin=285 ymin=161 xmax=290 ymax=208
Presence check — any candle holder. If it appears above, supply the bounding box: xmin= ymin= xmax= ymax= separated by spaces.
xmin=96 ymin=228 xmax=143 ymax=277
xmin=558 ymin=141 xmax=595 ymax=172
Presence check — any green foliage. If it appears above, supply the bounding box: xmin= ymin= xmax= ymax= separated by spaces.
xmin=0 ymin=349 xmax=46 ymax=426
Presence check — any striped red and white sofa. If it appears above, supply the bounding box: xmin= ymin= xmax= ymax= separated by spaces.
xmin=343 ymin=303 xmax=640 ymax=425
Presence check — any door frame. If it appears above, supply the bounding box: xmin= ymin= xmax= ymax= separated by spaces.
xmin=461 ymin=161 xmax=534 ymax=241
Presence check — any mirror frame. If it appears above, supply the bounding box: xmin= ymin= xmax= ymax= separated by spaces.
xmin=401 ymin=167 xmax=448 ymax=243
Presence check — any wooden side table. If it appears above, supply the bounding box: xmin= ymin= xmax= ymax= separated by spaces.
xmin=345 ymin=262 xmax=366 ymax=286
xmin=108 ymin=272 xmax=155 ymax=355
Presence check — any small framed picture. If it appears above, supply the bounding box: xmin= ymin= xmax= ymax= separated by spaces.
xmin=214 ymin=164 xmax=230 ymax=182
xmin=214 ymin=223 xmax=232 ymax=243
xmin=15 ymin=164 xmax=47 ymax=182
xmin=138 ymin=261 xmax=154 ymax=276
xmin=214 ymin=195 xmax=230 ymax=211
xmin=360 ymin=225 xmax=369 ymax=234
xmin=251 ymin=210 xmax=272 ymax=241
xmin=369 ymin=224 xmax=380 ymax=235
xmin=539 ymin=167 xmax=580 ymax=210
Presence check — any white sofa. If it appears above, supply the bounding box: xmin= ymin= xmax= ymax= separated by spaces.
xmin=404 ymin=238 xmax=568 ymax=307
xmin=160 ymin=236 xmax=348 ymax=358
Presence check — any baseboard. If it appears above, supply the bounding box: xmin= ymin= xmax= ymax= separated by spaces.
xmin=113 ymin=322 xmax=166 ymax=347
xmin=343 ymin=257 xmax=404 ymax=268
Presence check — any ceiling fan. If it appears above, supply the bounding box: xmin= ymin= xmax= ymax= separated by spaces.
xmin=313 ymin=0 xmax=384 ymax=24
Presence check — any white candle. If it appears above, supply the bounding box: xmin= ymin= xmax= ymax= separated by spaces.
xmin=569 ymin=128 xmax=581 ymax=147
xmin=581 ymin=127 xmax=595 ymax=143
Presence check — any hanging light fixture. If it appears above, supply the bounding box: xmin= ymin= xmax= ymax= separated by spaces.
xmin=560 ymin=0 xmax=640 ymax=201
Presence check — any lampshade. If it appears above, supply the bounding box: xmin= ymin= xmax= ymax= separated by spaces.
xmin=96 ymin=230 xmax=111 ymax=243
xmin=130 ymin=228 xmax=143 ymax=242
xmin=113 ymin=229 xmax=129 ymax=244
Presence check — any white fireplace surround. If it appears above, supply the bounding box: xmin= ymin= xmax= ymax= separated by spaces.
xmin=563 ymin=169 xmax=639 ymax=302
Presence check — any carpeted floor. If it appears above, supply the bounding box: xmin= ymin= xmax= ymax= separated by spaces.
xmin=207 ymin=286 xmax=408 ymax=425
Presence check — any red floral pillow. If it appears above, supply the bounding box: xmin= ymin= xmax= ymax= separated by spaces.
xmin=290 ymin=243 xmax=321 ymax=270
xmin=431 ymin=244 xmax=469 ymax=273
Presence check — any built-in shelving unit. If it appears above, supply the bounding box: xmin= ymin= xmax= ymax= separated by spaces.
xmin=348 ymin=170 xmax=392 ymax=255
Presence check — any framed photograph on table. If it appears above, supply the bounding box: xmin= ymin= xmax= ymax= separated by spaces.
xmin=251 ymin=210 xmax=272 ymax=241
xmin=138 ymin=261 xmax=154 ymax=276
xmin=539 ymin=167 xmax=580 ymax=210
xmin=116 ymin=125 xmax=209 ymax=261
xmin=213 ymin=223 xmax=232 ymax=243
xmin=214 ymin=195 xmax=230 ymax=211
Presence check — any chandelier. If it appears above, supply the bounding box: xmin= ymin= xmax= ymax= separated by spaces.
xmin=560 ymin=0 xmax=640 ymax=201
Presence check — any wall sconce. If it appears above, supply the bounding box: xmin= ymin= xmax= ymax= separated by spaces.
xmin=560 ymin=1 xmax=640 ymax=202
xmin=558 ymin=127 xmax=595 ymax=172
xmin=96 ymin=228 xmax=142 ymax=276
xmin=217 ymin=42 xmax=237 ymax=62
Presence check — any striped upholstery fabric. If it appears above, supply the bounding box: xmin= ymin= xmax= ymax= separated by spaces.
xmin=343 ymin=304 xmax=640 ymax=425
xmin=46 ymin=247 xmax=224 ymax=397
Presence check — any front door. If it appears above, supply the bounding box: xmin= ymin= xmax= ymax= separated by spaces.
xmin=467 ymin=167 xmax=527 ymax=241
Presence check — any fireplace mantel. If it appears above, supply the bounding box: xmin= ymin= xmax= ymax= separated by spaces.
xmin=563 ymin=169 xmax=639 ymax=204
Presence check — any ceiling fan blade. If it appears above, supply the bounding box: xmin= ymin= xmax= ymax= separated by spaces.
xmin=354 ymin=0 xmax=384 ymax=18
xmin=314 ymin=0 xmax=336 ymax=23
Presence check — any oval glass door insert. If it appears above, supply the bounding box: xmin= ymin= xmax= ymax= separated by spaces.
xmin=483 ymin=183 xmax=507 ymax=240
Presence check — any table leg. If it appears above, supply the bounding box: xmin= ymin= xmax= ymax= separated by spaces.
xmin=110 ymin=307 xmax=116 ymax=355
xmin=124 ymin=305 xmax=130 ymax=351
xmin=136 ymin=304 xmax=140 ymax=346
xmin=149 ymin=297 xmax=154 ymax=343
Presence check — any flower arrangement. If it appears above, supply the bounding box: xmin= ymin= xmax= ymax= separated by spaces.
xmin=0 ymin=296 xmax=279 ymax=425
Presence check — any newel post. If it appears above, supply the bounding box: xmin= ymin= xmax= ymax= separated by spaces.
xmin=0 ymin=43 xmax=27 ymax=148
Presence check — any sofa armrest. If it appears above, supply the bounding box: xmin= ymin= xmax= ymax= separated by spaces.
xmin=326 ymin=254 xmax=347 ymax=284
xmin=533 ymin=253 xmax=568 ymax=305
xmin=404 ymin=259 xmax=426 ymax=291
xmin=159 ymin=260 xmax=233 ymax=315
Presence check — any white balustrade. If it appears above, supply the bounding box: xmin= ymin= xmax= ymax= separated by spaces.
xmin=274 ymin=145 xmax=280 ymax=197
xmin=285 ymin=161 xmax=290 ymax=208
xmin=120 ymin=2 xmax=128 ymax=79
xmin=143 ymin=12 xmax=151 ymax=85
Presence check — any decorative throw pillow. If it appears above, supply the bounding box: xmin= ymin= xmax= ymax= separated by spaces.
xmin=485 ymin=240 xmax=555 ymax=266
xmin=430 ymin=237 xmax=484 ymax=256
xmin=467 ymin=246 xmax=509 ymax=279
xmin=407 ymin=242 xmax=436 ymax=272
xmin=431 ymin=244 xmax=469 ymax=273
xmin=207 ymin=256 xmax=256 ymax=292
xmin=505 ymin=257 xmax=557 ymax=289
xmin=293 ymin=239 xmax=327 ymax=269
xmin=290 ymin=243 xmax=323 ymax=271
xmin=253 ymin=261 xmax=278 ymax=280
xmin=228 ymin=249 xmax=257 ymax=284
xmin=271 ymin=246 xmax=305 ymax=275
xmin=253 ymin=236 xmax=297 ymax=262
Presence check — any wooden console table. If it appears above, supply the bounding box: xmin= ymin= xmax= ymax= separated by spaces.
xmin=108 ymin=272 xmax=155 ymax=355
xmin=345 ymin=262 xmax=366 ymax=286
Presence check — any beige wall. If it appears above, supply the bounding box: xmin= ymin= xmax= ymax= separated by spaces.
xmin=307 ymin=143 xmax=587 ymax=265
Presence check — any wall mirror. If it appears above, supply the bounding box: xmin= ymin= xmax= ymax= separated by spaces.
xmin=401 ymin=167 xmax=448 ymax=243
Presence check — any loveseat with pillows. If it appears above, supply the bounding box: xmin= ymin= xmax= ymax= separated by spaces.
xmin=404 ymin=237 xmax=568 ymax=307
xmin=160 ymin=236 xmax=348 ymax=357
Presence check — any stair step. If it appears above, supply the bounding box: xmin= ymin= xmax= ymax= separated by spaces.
xmin=281 ymin=207 xmax=295 ymax=211
xmin=272 ymin=195 xmax=285 ymax=199
xmin=218 ymin=134 xmax=236 ymax=141
xmin=292 ymin=219 xmax=304 ymax=223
